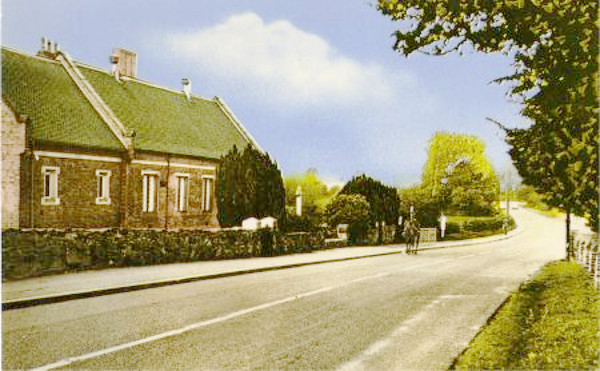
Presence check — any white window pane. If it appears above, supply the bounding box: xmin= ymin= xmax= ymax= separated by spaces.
xmin=206 ymin=179 xmax=211 ymax=210
xmin=149 ymin=176 xmax=156 ymax=212
xmin=142 ymin=175 xmax=148 ymax=212
xmin=103 ymin=175 xmax=110 ymax=198
xmin=178 ymin=177 xmax=184 ymax=211
xmin=203 ymin=178 xmax=212 ymax=211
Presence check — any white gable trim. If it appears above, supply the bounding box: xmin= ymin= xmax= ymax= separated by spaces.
xmin=213 ymin=96 xmax=264 ymax=154
xmin=131 ymin=159 xmax=215 ymax=171
xmin=56 ymin=52 xmax=134 ymax=150
xmin=34 ymin=151 xmax=122 ymax=163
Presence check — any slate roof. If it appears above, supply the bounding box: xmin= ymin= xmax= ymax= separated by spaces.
xmin=2 ymin=47 xmax=253 ymax=159
xmin=2 ymin=48 xmax=123 ymax=151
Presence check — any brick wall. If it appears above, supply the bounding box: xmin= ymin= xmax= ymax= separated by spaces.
xmin=127 ymin=155 xmax=220 ymax=229
xmin=15 ymin=150 xmax=222 ymax=230
xmin=1 ymin=100 xmax=26 ymax=229
xmin=28 ymin=155 xmax=122 ymax=228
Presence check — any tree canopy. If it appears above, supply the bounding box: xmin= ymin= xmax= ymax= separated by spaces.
xmin=283 ymin=169 xmax=339 ymax=212
xmin=377 ymin=1 xmax=598 ymax=230
xmin=217 ymin=145 xmax=286 ymax=228
xmin=422 ymin=132 xmax=500 ymax=215
xmin=340 ymin=174 xmax=400 ymax=225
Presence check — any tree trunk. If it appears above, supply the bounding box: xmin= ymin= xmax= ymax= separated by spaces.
xmin=566 ymin=209 xmax=572 ymax=259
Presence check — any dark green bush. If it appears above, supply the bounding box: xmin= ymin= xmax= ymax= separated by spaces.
xmin=284 ymin=212 xmax=321 ymax=232
xmin=258 ymin=229 xmax=274 ymax=257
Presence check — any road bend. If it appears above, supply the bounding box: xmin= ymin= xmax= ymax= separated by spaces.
xmin=3 ymin=208 xmax=565 ymax=370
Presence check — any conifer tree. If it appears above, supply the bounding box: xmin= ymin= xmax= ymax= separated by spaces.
xmin=218 ymin=145 xmax=285 ymax=227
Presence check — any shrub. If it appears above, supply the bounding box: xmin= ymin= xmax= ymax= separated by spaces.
xmin=284 ymin=209 xmax=322 ymax=232
xmin=325 ymin=194 xmax=373 ymax=244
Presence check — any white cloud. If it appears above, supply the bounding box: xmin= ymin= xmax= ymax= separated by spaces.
xmin=165 ymin=12 xmax=410 ymax=107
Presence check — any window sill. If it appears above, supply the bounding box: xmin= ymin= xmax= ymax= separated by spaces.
xmin=95 ymin=198 xmax=111 ymax=205
xmin=41 ymin=197 xmax=60 ymax=206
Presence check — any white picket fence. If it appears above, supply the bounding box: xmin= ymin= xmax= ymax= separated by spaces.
xmin=572 ymin=231 xmax=599 ymax=289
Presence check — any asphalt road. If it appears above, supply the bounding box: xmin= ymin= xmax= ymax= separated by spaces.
xmin=3 ymin=208 xmax=565 ymax=370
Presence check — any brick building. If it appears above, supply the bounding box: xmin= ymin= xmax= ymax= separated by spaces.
xmin=1 ymin=41 xmax=262 ymax=230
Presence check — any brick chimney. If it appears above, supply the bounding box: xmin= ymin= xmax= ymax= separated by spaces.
xmin=111 ymin=48 xmax=137 ymax=78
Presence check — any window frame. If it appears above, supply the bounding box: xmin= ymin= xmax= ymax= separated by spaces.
xmin=174 ymin=173 xmax=190 ymax=212
xmin=41 ymin=166 xmax=60 ymax=205
xmin=141 ymin=170 xmax=160 ymax=213
xmin=95 ymin=169 xmax=112 ymax=205
xmin=201 ymin=175 xmax=215 ymax=212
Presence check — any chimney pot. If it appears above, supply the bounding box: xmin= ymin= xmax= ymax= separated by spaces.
xmin=111 ymin=48 xmax=137 ymax=78
xmin=182 ymin=78 xmax=192 ymax=101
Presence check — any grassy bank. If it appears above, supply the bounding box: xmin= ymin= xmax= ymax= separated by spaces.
xmin=452 ymin=260 xmax=600 ymax=370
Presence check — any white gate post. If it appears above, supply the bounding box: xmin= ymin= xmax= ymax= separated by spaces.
xmin=594 ymin=252 xmax=600 ymax=288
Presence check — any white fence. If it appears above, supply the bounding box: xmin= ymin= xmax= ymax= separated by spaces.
xmin=572 ymin=232 xmax=599 ymax=289
xmin=420 ymin=228 xmax=437 ymax=243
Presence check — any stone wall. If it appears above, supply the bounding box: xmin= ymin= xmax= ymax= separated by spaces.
xmin=2 ymin=229 xmax=326 ymax=280
xmin=1 ymin=100 xmax=26 ymax=229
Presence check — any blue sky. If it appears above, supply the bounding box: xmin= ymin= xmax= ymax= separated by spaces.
xmin=2 ymin=0 xmax=527 ymax=187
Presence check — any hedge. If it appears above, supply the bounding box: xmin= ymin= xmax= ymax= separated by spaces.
xmin=444 ymin=215 xmax=516 ymax=239
xmin=2 ymin=229 xmax=325 ymax=281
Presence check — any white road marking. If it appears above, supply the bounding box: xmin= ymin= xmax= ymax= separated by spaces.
xmin=32 ymin=272 xmax=389 ymax=370
xmin=31 ymin=258 xmax=456 ymax=370
xmin=337 ymin=295 xmax=467 ymax=371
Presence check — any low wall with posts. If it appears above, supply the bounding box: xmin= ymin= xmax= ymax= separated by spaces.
xmin=1 ymin=229 xmax=325 ymax=281
xmin=572 ymin=231 xmax=599 ymax=289
xmin=419 ymin=228 xmax=437 ymax=243
xmin=366 ymin=225 xmax=398 ymax=245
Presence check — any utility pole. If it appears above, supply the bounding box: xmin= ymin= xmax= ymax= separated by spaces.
xmin=295 ymin=186 xmax=303 ymax=217
xmin=505 ymin=170 xmax=511 ymax=216
xmin=566 ymin=208 xmax=572 ymax=259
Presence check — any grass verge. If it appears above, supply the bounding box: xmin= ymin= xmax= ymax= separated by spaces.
xmin=452 ymin=260 xmax=600 ymax=370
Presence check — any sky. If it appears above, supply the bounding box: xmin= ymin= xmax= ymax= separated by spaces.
xmin=2 ymin=0 xmax=528 ymax=187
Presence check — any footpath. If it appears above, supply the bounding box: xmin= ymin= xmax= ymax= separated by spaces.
xmin=2 ymin=227 xmax=523 ymax=310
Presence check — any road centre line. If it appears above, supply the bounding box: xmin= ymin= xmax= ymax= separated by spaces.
xmin=32 ymin=272 xmax=386 ymax=370
xmin=32 ymin=259 xmax=456 ymax=370
xmin=337 ymin=294 xmax=469 ymax=371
